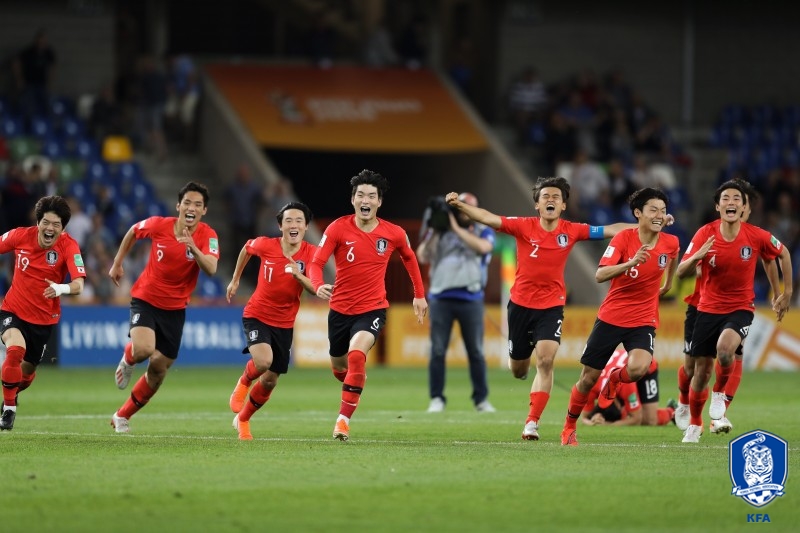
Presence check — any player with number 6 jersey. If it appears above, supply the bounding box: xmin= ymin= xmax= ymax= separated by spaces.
xmin=309 ymin=170 xmax=427 ymax=441
xmin=560 ymin=187 xmax=679 ymax=446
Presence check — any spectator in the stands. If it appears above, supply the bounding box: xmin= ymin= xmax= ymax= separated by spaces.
xmin=363 ymin=19 xmax=398 ymax=68
xmin=165 ymin=52 xmax=201 ymax=148
xmin=508 ymin=67 xmax=548 ymax=146
xmin=89 ymin=84 xmax=126 ymax=141
xmin=543 ymin=111 xmax=577 ymax=171
xmin=65 ymin=197 xmax=92 ymax=249
xmin=607 ymin=158 xmax=637 ymax=213
xmin=12 ymin=29 xmax=56 ymax=117
xmin=567 ymin=148 xmax=610 ymax=219
xmin=225 ymin=164 xmax=264 ymax=282
xmin=1 ymin=163 xmax=37 ymax=230
xmin=135 ymin=55 xmax=168 ymax=160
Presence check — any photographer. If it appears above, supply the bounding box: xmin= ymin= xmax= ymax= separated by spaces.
xmin=416 ymin=192 xmax=495 ymax=413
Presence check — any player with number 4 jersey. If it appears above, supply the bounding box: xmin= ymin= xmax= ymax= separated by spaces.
xmin=561 ymin=188 xmax=679 ymax=446
xmin=675 ymin=179 xmax=792 ymax=443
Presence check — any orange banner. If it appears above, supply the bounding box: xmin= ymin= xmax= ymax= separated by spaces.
xmin=205 ymin=64 xmax=487 ymax=153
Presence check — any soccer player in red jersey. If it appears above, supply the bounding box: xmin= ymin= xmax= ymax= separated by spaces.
xmin=226 ymin=202 xmax=317 ymax=440
xmin=560 ymin=187 xmax=679 ymax=446
xmin=581 ymin=349 xmax=676 ymax=427
xmin=446 ymin=176 xmax=637 ymax=441
xmin=0 ymin=196 xmax=86 ymax=430
xmin=108 ymin=182 xmax=219 ymax=433
xmin=308 ymin=169 xmax=427 ymax=441
xmin=674 ymin=181 xmax=781 ymax=434
xmin=675 ymin=179 xmax=791 ymax=443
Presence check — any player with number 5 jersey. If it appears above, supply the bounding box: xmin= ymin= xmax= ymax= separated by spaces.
xmin=309 ymin=170 xmax=427 ymax=441
xmin=560 ymin=187 xmax=679 ymax=446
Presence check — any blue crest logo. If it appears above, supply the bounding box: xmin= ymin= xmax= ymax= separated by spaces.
xmin=729 ymin=430 xmax=787 ymax=507
xmin=556 ymin=233 xmax=569 ymax=247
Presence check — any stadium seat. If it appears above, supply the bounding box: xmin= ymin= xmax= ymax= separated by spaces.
xmin=29 ymin=115 xmax=54 ymax=138
xmin=60 ymin=116 xmax=85 ymax=141
xmin=85 ymin=160 xmax=111 ymax=184
xmin=1 ymin=115 xmax=25 ymax=138
xmin=73 ymin=137 xmax=100 ymax=160
xmin=42 ymin=137 xmax=66 ymax=159
xmin=7 ymin=136 xmax=39 ymax=161
xmin=102 ymin=135 xmax=133 ymax=162
xmin=55 ymin=158 xmax=84 ymax=185
xmin=50 ymin=96 xmax=76 ymax=120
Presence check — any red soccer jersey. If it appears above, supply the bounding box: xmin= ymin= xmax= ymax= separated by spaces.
xmin=499 ymin=217 xmax=592 ymax=309
xmin=309 ymin=215 xmax=425 ymax=315
xmin=130 ymin=217 xmax=219 ymax=310
xmin=597 ymin=228 xmax=679 ymax=328
xmin=0 ymin=227 xmax=86 ymax=325
xmin=243 ymin=237 xmax=317 ymax=328
xmin=683 ymin=220 xmax=782 ymax=314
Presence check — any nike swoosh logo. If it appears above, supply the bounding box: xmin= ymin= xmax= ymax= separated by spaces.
xmin=346 ymin=241 xmax=356 ymax=245
xmin=156 ymin=244 xmax=167 ymax=248
xmin=264 ymin=260 xmax=275 ymax=264
xmin=19 ymin=250 xmax=29 ymax=254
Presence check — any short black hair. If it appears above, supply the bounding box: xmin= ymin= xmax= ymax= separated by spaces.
xmin=35 ymin=195 xmax=71 ymax=227
xmin=721 ymin=179 xmax=753 ymax=204
xmin=178 ymin=181 xmax=210 ymax=206
xmin=276 ymin=201 xmax=313 ymax=225
xmin=532 ymin=176 xmax=570 ymax=202
xmin=350 ymin=169 xmax=389 ymax=199
xmin=628 ymin=187 xmax=668 ymax=217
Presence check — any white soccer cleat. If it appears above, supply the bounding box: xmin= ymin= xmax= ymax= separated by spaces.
xmin=115 ymin=356 xmax=134 ymax=390
xmin=709 ymin=391 xmax=727 ymax=420
xmin=674 ymin=402 xmax=690 ymax=431
xmin=475 ymin=400 xmax=496 ymax=413
xmin=710 ymin=416 xmax=733 ymax=434
xmin=427 ymin=397 xmax=445 ymax=413
xmin=521 ymin=421 xmax=540 ymax=441
xmin=110 ymin=412 xmax=130 ymax=433
xmin=682 ymin=424 xmax=702 ymax=443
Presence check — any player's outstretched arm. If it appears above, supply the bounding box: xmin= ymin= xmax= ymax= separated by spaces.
xmin=445 ymin=192 xmax=502 ymax=229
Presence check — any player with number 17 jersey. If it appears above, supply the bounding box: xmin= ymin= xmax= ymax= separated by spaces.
xmin=597 ymin=228 xmax=680 ymax=328
xmin=243 ymin=237 xmax=316 ymax=327
xmin=310 ymin=214 xmax=425 ymax=314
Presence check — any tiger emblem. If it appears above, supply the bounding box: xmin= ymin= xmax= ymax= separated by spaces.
xmin=742 ymin=433 xmax=773 ymax=487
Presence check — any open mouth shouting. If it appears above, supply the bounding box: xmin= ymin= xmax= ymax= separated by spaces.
xmin=40 ymin=228 xmax=57 ymax=246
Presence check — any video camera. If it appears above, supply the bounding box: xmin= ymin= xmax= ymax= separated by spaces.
xmin=427 ymin=195 xmax=470 ymax=232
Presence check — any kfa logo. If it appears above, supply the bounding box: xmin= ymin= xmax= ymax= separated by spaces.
xmin=131 ymin=313 xmax=141 ymax=325
xmin=730 ymin=430 xmax=787 ymax=507
xmin=556 ymin=234 xmax=569 ymax=248
xmin=186 ymin=248 xmax=195 ymax=260
xmin=375 ymin=238 xmax=388 ymax=254
xmin=295 ymin=260 xmax=306 ymax=273
xmin=658 ymin=254 xmax=668 ymax=268
xmin=248 ymin=330 xmax=258 ymax=342
xmin=740 ymin=246 xmax=753 ymax=260
xmin=46 ymin=250 xmax=58 ymax=265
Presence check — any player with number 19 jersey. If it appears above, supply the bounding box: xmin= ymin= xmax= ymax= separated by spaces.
xmin=597 ymin=228 xmax=680 ymax=328
xmin=0 ymin=227 xmax=85 ymax=325
xmin=243 ymin=237 xmax=316 ymax=328
xmin=130 ymin=216 xmax=219 ymax=310
xmin=309 ymin=214 xmax=425 ymax=315
xmin=684 ymin=219 xmax=782 ymax=314
xmin=499 ymin=217 xmax=600 ymax=309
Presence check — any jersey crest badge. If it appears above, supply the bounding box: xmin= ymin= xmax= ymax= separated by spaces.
xmin=556 ymin=233 xmax=569 ymax=247
xmin=249 ymin=330 xmax=259 ymax=342
xmin=46 ymin=250 xmax=58 ymax=265
xmin=376 ymin=238 xmax=388 ymax=254
xmin=295 ymin=260 xmax=306 ymax=273
xmin=186 ymin=248 xmax=195 ymax=260
xmin=658 ymin=254 xmax=668 ymax=268
xmin=740 ymin=246 xmax=753 ymax=260
xmin=730 ymin=430 xmax=786 ymax=507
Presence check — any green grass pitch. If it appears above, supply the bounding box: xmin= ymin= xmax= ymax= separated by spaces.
xmin=2 ymin=365 xmax=797 ymax=532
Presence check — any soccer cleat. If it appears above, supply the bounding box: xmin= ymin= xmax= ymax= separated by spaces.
xmin=521 ymin=421 xmax=540 ymax=441
xmin=682 ymin=424 xmax=703 ymax=443
xmin=475 ymin=400 xmax=497 ymax=413
xmin=427 ymin=397 xmax=445 ymax=413
xmin=597 ymin=379 xmax=618 ymax=409
xmin=110 ymin=412 xmax=130 ymax=433
xmin=0 ymin=408 xmax=16 ymax=431
xmin=674 ymin=402 xmax=690 ymax=431
xmin=709 ymin=391 xmax=727 ymax=420
xmin=115 ymin=356 xmax=134 ymax=390
xmin=333 ymin=418 xmax=350 ymax=441
xmin=710 ymin=416 xmax=733 ymax=435
xmin=560 ymin=428 xmax=578 ymax=446
xmin=232 ymin=415 xmax=253 ymax=440
xmin=229 ymin=382 xmax=249 ymax=413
